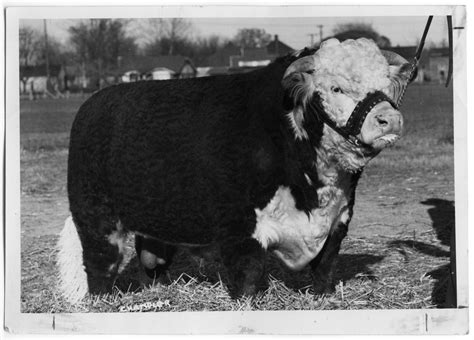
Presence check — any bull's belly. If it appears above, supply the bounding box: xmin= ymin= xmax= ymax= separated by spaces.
xmin=252 ymin=186 xmax=349 ymax=271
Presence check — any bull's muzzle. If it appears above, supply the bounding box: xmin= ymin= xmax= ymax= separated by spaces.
xmin=372 ymin=103 xmax=403 ymax=136
xmin=360 ymin=101 xmax=404 ymax=150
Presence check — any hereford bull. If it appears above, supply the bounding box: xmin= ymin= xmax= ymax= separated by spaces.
xmin=58 ymin=38 xmax=412 ymax=302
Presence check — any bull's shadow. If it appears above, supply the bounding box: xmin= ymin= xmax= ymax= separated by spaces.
xmin=115 ymin=245 xmax=384 ymax=295
xmin=422 ymin=198 xmax=454 ymax=247
xmin=388 ymin=198 xmax=455 ymax=308
xmin=266 ymin=253 xmax=384 ymax=291
xmin=423 ymin=198 xmax=456 ymax=308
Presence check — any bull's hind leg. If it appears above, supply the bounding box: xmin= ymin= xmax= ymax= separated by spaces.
xmin=135 ymin=235 xmax=176 ymax=279
xmin=57 ymin=211 xmax=127 ymax=302
xmin=80 ymin=216 xmax=126 ymax=294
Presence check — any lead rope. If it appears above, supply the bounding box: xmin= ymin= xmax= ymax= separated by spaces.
xmin=397 ymin=15 xmax=433 ymax=108
xmin=446 ymin=15 xmax=453 ymax=88
xmin=398 ymin=15 xmax=454 ymax=106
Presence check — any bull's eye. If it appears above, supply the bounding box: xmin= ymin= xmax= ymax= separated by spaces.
xmin=331 ymin=86 xmax=343 ymax=94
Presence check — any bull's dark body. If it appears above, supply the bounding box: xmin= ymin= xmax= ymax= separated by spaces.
xmin=68 ymin=53 xmax=358 ymax=296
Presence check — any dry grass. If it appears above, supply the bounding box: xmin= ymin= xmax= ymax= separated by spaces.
xmin=21 ymin=225 xmax=449 ymax=312
xmin=19 ymin=83 xmax=455 ymax=312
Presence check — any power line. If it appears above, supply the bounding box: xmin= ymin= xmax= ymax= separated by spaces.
xmin=43 ymin=19 xmax=50 ymax=79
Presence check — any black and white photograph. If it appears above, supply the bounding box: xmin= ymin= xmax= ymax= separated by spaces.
xmin=4 ymin=3 xmax=469 ymax=335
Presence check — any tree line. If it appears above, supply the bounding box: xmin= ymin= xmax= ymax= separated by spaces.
xmin=19 ymin=19 xmax=275 ymax=73
xmin=22 ymin=18 xmax=440 ymax=79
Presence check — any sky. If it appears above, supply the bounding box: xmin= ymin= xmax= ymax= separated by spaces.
xmin=21 ymin=16 xmax=449 ymax=52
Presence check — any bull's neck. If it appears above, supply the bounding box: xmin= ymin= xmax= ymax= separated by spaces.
xmin=314 ymin=131 xmax=348 ymax=186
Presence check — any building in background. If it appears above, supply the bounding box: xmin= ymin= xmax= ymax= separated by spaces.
xmin=387 ymin=45 xmax=451 ymax=84
xmin=20 ymin=64 xmax=66 ymax=99
xmin=116 ymin=55 xmax=197 ymax=81
xmin=204 ymin=35 xmax=294 ymax=74
xmin=425 ymin=47 xmax=450 ymax=84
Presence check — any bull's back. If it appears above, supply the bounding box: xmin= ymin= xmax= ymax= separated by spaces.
xmin=68 ymin=75 xmax=273 ymax=243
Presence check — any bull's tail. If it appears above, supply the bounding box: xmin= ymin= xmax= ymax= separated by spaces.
xmin=57 ymin=216 xmax=89 ymax=303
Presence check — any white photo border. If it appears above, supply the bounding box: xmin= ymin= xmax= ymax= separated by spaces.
xmin=4 ymin=4 xmax=468 ymax=334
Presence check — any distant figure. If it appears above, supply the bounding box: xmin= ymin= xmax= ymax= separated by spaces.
xmin=439 ymin=69 xmax=446 ymax=84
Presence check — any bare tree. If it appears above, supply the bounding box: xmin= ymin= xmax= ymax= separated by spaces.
xmin=331 ymin=22 xmax=391 ymax=48
xmin=164 ymin=18 xmax=192 ymax=55
xmin=127 ymin=18 xmax=165 ymax=48
xmin=233 ymin=28 xmax=272 ymax=49
xmin=333 ymin=22 xmax=375 ymax=35
xmin=20 ymin=25 xmax=69 ymax=67
xmin=19 ymin=26 xmax=41 ymax=66
xmin=69 ymin=19 xmax=137 ymax=88
xmin=128 ymin=18 xmax=192 ymax=55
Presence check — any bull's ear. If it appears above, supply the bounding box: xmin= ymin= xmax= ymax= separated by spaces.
xmin=386 ymin=63 xmax=415 ymax=106
xmin=381 ymin=50 xmax=417 ymax=82
xmin=281 ymin=71 xmax=315 ymax=109
xmin=282 ymin=72 xmax=302 ymax=110
xmin=282 ymin=55 xmax=318 ymax=140
xmin=381 ymin=50 xmax=416 ymax=104
xmin=389 ymin=63 xmax=415 ymax=83
xmin=281 ymin=72 xmax=314 ymax=140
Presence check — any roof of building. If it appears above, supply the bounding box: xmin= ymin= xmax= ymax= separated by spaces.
xmin=148 ymin=67 xmax=176 ymax=74
xmin=266 ymin=38 xmax=294 ymax=55
xmin=207 ymin=66 xmax=230 ymax=76
xmin=429 ymin=47 xmax=450 ymax=58
xmin=388 ymin=46 xmax=418 ymax=61
xmin=178 ymin=59 xmax=197 ymax=75
xmin=116 ymin=55 xmax=191 ymax=75
xmin=205 ymin=43 xmax=241 ymax=67
xmin=20 ymin=64 xmax=62 ymax=78
xmin=330 ymin=30 xmax=380 ymax=44
xmin=205 ymin=37 xmax=294 ymax=68
xmin=63 ymin=64 xmax=98 ymax=77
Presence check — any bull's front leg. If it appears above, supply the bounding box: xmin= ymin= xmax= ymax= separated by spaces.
xmin=220 ymin=213 xmax=266 ymax=298
xmin=309 ymin=220 xmax=348 ymax=295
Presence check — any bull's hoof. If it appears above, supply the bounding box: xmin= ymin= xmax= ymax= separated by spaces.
xmin=143 ymin=265 xmax=168 ymax=280
xmin=229 ymin=281 xmax=258 ymax=298
xmin=227 ymin=268 xmax=267 ymax=299
xmin=312 ymin=280 xmax=336 ymax=296
xmin=87 ymin=277 xmax=115 ymax=295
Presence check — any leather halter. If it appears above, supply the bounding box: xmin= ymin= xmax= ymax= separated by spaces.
xmin=308 ymin=91 xmax=398 ymax=148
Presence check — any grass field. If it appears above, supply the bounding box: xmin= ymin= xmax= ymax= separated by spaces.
xmin=19 ymin=84 xmax=455 ymax=313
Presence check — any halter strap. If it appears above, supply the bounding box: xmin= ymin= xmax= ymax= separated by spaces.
xmin=344 ymin=91 xmax=397 ymax=136
xmin=308 ymin=91 xmax=397 ymax=148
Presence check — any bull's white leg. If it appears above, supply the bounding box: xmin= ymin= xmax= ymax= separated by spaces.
xmin=57 ymin=216 xmax=88 ymax=303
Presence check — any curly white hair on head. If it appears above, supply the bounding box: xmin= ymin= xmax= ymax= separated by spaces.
xmin=283 ymin=38 xmax=397 ymax=137
xmin=314 ymin=38 xmax=391 ymax=100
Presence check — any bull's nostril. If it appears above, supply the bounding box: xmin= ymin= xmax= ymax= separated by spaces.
xmin=376 ymin=116 xmax=389 ymax=127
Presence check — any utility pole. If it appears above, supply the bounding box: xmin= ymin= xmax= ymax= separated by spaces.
xmin=308 ymin=33 xmax=317 ymax=46
xmin=43 ymin=19 xmax=50 ymax=79
xmin=308 ymin=25 xmax=324 ymax=46
xmin=317 ymin=25 xmax=324 ymax=44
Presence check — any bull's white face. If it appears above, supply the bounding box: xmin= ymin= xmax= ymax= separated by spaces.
xmin=283 ymin=38 xmax=410 ymax=166
xmin=318 ymin=78 xmax=404 ymax=152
